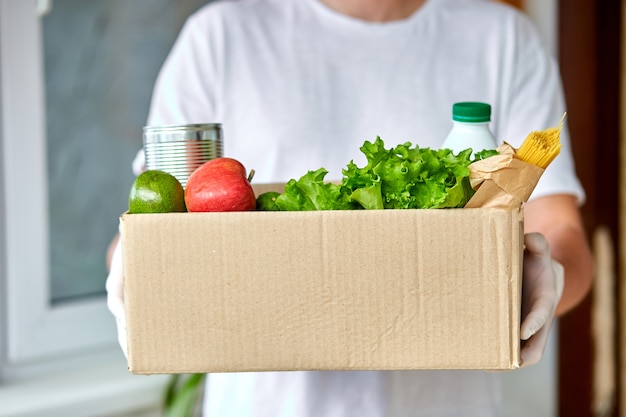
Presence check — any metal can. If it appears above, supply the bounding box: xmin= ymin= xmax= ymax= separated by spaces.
xmin=143 ymin=123 xmax=223 ymax=187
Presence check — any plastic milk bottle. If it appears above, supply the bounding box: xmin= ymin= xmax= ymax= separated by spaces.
xmin=441 ymin=102 xmax=498 ymax=155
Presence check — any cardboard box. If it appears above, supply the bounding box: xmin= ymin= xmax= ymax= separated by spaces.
xmin=121 ymin=194 xmax=524 ymax=374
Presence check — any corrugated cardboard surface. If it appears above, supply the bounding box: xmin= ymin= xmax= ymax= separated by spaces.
xmin=121 ymin=207 xmax=523 ymax=374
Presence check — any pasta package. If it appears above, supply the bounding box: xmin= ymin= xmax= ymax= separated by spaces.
xmin=465 ymin=117 xmax=564 ymax=209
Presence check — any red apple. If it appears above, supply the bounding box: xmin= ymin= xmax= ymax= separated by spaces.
xmin=185 ymin=157 xmax=256 ymax=212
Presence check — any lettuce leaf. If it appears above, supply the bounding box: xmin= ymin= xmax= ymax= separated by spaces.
xmin=274 ymin=168 xmax=355 ymax=211
xmin=266 ymin=137 xmax=498 ymax=211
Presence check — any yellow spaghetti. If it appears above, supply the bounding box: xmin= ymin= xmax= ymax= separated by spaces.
xmin=515 ymin=114 xmax=565 ymax=169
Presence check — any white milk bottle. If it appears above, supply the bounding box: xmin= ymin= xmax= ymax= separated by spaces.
xmin=441 ymin=102 xmax=498 ymax=155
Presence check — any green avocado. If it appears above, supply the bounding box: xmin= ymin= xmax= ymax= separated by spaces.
xmin=128 ymin=170 xmax=186 ymax=214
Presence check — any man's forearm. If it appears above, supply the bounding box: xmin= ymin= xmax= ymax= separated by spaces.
xmin=524 ymin=195 xmax=594 ymax=316
xmin=544 ymin=223 xmax=593 ymax=315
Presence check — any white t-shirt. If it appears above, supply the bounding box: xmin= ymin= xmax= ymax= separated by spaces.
xmin=140 ymin=0 xmax=584 ymax=415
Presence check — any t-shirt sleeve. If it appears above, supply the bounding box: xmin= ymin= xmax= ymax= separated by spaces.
xmin=496 ymin=13 xmax=585 ymax=205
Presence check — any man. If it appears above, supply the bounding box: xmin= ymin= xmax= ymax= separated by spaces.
xmin=107 ymin=0 xmax=593 ymax=415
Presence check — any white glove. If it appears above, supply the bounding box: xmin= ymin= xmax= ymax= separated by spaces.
xmin=107 ymin=152 xmax=143 ymax=358
xmin=105 ymin=234 xmax=128 ymax=358
xmin=519 ymin=232 xmax=564 ymax=367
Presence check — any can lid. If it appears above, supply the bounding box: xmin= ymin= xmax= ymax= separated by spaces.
xmin=452 ymin=102 xmax=491 ymax=123
xmin=143 ymin=123 xmax=222 ymax=144
xmin=143 ymin=123 xmax=221 ymax=133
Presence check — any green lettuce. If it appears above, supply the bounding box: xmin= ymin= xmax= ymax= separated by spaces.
xmin=274 ymin=168 xmax=356 ymax=211
xmin=269 ymin=137 xmax=497 ymax=211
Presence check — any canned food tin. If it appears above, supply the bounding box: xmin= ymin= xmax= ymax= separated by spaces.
xmin=143 ymin=123 xmax=223 ymax=187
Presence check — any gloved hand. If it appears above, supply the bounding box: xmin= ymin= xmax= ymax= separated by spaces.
xmin=519 ymin=232 xmax=564 ymax=367
xmin=106 ymin=150 xmax=144 ymax=358
xmin=105 ymin=233 xmax=128 ymax=358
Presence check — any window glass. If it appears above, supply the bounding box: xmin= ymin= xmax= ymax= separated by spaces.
xmin=43 ymin=0 xmax=211 ymax=303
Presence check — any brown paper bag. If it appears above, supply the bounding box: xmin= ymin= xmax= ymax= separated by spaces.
xmin=465 ymin=143 xmax=544 ymax=209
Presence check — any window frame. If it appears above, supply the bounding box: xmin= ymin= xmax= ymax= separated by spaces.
xmin=0 ymin=3 xmax=171 ymax=415
xmin=0 ymin=0 xmax=117 ymax=366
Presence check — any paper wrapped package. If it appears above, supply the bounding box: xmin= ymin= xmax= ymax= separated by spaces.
xmin=465 ymin=143 xmax=545 ymax=209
